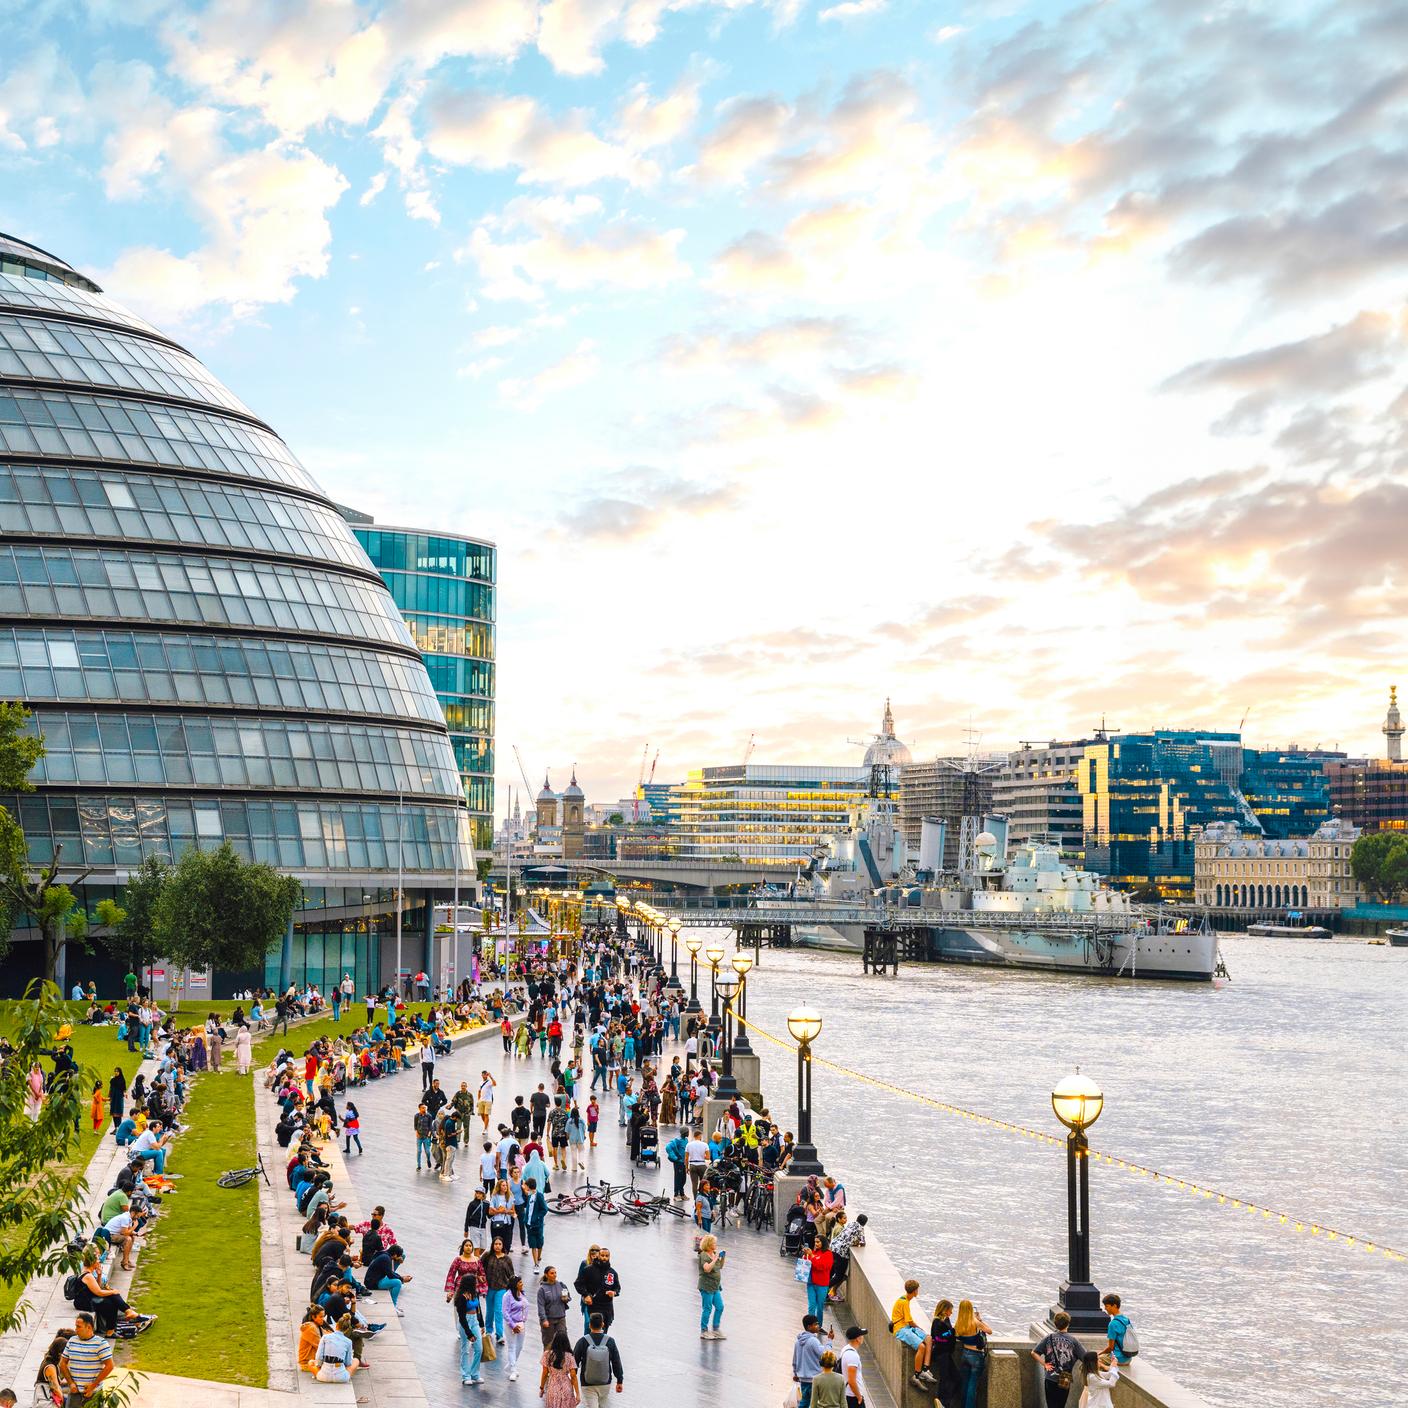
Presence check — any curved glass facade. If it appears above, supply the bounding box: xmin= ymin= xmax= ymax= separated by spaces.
xmin=0 ymin=232 xmax=474 ymax=996
xmin=352 ymin=526 xmax=495 ymax=851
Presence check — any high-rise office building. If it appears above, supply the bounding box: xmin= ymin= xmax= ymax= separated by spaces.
xmin=0 ymin=232 xmax=474 ymax=995
xmin=346 ymin=517 xmax=495 ymax=852
xmin=991 ymin=741 xmax=1089 ymax=860
xmin=1079 ymin=731 xmax=1332 ymax=897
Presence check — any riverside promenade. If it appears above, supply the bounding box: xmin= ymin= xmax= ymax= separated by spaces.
xmin=334 ymin=1018 xmax=899 ymax=1406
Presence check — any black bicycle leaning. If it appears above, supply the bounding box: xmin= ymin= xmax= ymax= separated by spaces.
xmin=217 ymin=1152 xmax=270 ymax=1188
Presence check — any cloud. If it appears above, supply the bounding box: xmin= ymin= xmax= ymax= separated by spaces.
xmin=819 ymin=0 xmax=886 ymax=22
xmin=691 ymin=95 xmax=793 ymax=184
xmin=557 ymin=465 xmax=740 ymax=539
xmin=658 ymin=315 xmax=861 ymax=368
xmin=359 ymin=170 xmax=387 ymax=205
xmin=372 ymin=87 xmax=439 ymax=224
xmin=617 ymin=76 xmax=702 ymax=149
xmin=96 ymin=107 xmax=348 ymax=324
xmin=461 ymin=195 xmax=689 ymax=301
xmin=1161 ymin=312 xmax=1401 ymax=434
xmin=498 ymin=339 xmax=601 ymax=408
xmin=0 ymin=43 xmax=82 ymax=152
xmin=424 ymin=87 xmax=654 ymax=187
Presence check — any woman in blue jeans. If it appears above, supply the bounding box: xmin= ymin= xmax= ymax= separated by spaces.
xmin=454 ymin=1273 xmax=486 ymax=1386
xmin=954 ymin=1299 xmax=992 ymax=1408
xmin=697 ymin=1235 xmax=725 ymax=1339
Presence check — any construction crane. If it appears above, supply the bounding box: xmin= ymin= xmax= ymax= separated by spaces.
xmin=646 ymin=749 xmax=659 ymax=784
xmin=512 ymin=743 xmax=535 ymax=799
xmin=1239 ymin=706 xmax=1252 ymax=733
xmin=742 ymin=732 xmax=756 ymax=766
xmin=633 ymin=743 xmax=649 ymax=823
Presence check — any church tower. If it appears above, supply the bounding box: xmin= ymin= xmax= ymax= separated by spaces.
xmin=536 ymin=774 xmax=557 ymax=833
xmin=1386 ymin=686 xmax=1404 ymax=762
xmin=562 ymin=769 xmax=585 ymax=859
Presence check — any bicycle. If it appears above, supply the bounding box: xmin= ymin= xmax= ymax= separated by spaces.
xmin=217 ymin=1152 xmax=269 ymax=1188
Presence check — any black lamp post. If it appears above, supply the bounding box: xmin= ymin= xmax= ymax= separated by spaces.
xmin=667 ymin=917 xmax=683 ymax=993
xmin=786 ymin=1006 xmax=824 ymax=1177
xmin=1050 ymin=1071 xmax=1108 ymax=1335
xmin=730 ymin=951 xmax=754 ymax=1056
xmin=684 ymin=934 xmax=702 ymax=1014
xmin=714 ymin=974 xmax=740 ymax=1100
xmin=704 ymin=943 xmax=724 ymax=1048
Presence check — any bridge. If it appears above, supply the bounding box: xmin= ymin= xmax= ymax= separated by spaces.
xmin=493 ymin=855 xmax=793 ymax=890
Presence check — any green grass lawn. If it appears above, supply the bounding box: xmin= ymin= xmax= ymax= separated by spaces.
xmin=121 ymin=1063 xmax=267 ymax=1385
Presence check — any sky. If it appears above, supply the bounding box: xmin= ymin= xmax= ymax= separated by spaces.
xmin=1 ymin=0 xmax=1404 ymax=814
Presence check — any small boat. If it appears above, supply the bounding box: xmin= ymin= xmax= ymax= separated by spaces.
xmin=1246 ymin=922 xmax=1332 ymax=939
xmin=1388 ymin=928 xmax=1408 ymax=948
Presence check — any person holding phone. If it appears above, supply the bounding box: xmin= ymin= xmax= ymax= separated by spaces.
xmin=697 ymin=1234 xmax=726 ymax=1339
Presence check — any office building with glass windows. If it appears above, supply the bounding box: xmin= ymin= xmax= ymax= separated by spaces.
xmin=0 ymin=232 xmax=475 ymax=996
xmin=1078 ymin=730 xmax=1332 ymax=898
xmin=344 ymin=516 xmax=495 ymax=854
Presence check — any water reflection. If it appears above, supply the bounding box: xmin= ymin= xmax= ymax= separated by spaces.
xmin=715 ymin=934 xmax=1405 ymax=1408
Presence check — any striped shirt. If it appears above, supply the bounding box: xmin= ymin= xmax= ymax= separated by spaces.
xmin=63 ymin=1332 xmax=113 ymax=1387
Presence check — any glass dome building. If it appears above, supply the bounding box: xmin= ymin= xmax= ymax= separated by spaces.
xmin=0 ymin=232 xmax=476 ymax=996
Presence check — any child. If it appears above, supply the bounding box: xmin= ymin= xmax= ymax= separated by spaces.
xmin=343 ymin=1102 xmax=363 ymax=1156
xmin=585 ymin=1098 xmax=599 ymax=1149
xmin=694 ymin=1177 xmax=715 ymax=1234
xmin=90 ymin=1080 xmax=105 ymax=1133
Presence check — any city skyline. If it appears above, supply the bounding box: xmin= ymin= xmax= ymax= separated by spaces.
xmin=3 ymin=0 xmax=1402 ymax=814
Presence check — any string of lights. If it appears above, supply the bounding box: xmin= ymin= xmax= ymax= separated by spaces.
xmin=731 ymin=1010 xmax=1405 ymax=1264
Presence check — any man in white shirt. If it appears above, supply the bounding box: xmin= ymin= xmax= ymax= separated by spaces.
xmin=840 ymin=1325 xmax=867 ymax=1407
xmin=420 ymin=1039 xmax=436 ymax=1091
xmin=131 ymin=1121 xmax=171 ymax=1175
xmin=685 ymin=1129 xmax=710 ymax=1198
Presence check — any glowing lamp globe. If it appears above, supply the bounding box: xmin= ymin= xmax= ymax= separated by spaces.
xmin=1052 ymin=1072 xmax=1104 ymax=1131
xmin=787 ymin=1006 xmax=823 ymax=1044
xmin=716 ymin=975 xmax=740 ymax=1002
xmin=704 ymin=943 xmax=725 ymax=967
xmin=731 ymin=952 xmax=754 ymax=976
xmin=684 ymin=934 xmax=703 ymax=955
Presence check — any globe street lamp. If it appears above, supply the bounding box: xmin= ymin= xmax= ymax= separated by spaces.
xmin=704 ymin=942 xmax=725 ymax=1047
xmin=786 ymin=1006 xmax=825 ymax=1177
xmin=683 ymin=934 xmax=703 ymax=1015
xmin=667 ymin=917 xmax=683 ymax=992
xmin=714 ymin=974 xmax=741 ymax=1100
xmin=729 ymin=951 xmax=754 ymax=1056
xmin=1050 ymin=1070 xmax=1107 ymax=1335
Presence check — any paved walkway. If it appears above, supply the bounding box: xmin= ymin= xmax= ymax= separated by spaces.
xmin=340 ymin=1022 xmax=897 ymax=1406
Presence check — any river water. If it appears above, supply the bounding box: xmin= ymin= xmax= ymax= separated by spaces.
xmin=707 ymin=934 xmax=1405 ymax=1408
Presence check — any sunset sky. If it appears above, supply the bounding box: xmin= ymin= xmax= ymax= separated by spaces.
xmin=2 ymin=0 xmax=1402 ymax=810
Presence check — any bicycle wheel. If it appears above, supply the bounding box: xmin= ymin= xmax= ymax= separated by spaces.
xmin=217 ymin=1170 xmax=253 ymax=1188
xmin=589 ymin=1197 xmax=620 ymax=1216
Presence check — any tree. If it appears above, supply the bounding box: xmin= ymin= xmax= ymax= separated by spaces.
xmin=607 ymin=812 xmax=625 ymax=826
xmin=152 ymin=842 xmax=302 ymax=976
xmin=0 ymin=700 xmax=50 ymax=964
xmin=0 ymin=979 xmax=91 ymax=1331
xmin=1351 ymin=831 xmax=1408 ymax=902
xmin=110 ymin=854 xmax=171 ymax=972
xmin=0 ymin=824 xmax=92 ymax=983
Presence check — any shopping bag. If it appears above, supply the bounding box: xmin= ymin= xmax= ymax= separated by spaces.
xmin=480 ymin=1333 xmax=497 ymax=1363
xmin=793 ymin=1256 xmax=810 ymax=1283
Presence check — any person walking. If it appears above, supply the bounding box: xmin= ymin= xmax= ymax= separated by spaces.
xmin=413 ymin=1102 xmax=433 ymax=1171
xmin=810 ymin=1349 xmax=847 ymax=1408
xmin=665 ymin=1126 xmax=689 ymax=1200
xmin=343 ymin=1101 xmax=363 ymax=1156
xmin=440 ymin=1106 xmax=460 ymax=1183
xmin=697 ymin=1233 xmax=725 ymax=1340
xmin=477 ymin=1070 xmax=497 ymax=1132
xmin=537 ymin=1265 xmax=571 ymax=1346
xmin=839 ymin=1326 xmax=868 ymax=1408
xmin=107 ymin=1066 xmax=127 ymax=1128
xmin=792 ymin=1314 xmax=831 ymax=1408
xmin=503 ymin=1274 xmax=530 ymax=1382
xmin=524 ymin=1177 xmax=548 ymax=1273
xmin=420 ymin=1038 xmax=435 ymax=1091
xmin=573 ymin=1312 xmax=624 ymax=1405
xmin=483 ymin=1237 xmax=514 ymax=1344
xmin=567 ymin=1103 xmax=587 ymax=1171
xmin=538 ymin=1329 xmax=580 ymax=1408
xmin=234 ymin=1022 xmax=253 ymax=1075
xmin=454 ymin=1270 xmax=486 ymax=1387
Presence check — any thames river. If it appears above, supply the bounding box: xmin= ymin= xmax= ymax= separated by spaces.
xmin=718 ymin=934 xmax=1405 ymax=1408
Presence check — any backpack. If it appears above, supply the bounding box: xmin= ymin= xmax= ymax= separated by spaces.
xmin=1111 ymin=1314 xmax=1139 ymax=1356
xmin=581 ymin=1335 xmax=613 ymax=1385
xmin=62 ymin=1274 xmax=81 ymax=1302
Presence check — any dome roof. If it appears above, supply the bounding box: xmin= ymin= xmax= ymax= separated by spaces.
xmin=863 ymin=698 xmax=912 ymax=768
xmin=537 ymin=773 xmax=556 ymax=803
xmin=563 ymin=768 xmax=584 ymax=800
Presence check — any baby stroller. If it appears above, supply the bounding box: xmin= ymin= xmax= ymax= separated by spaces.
xmin=780 ymin=1201 xmax=809 ymax=1258
xmin=635 ymin=1123 xmax=659 ymax=1168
